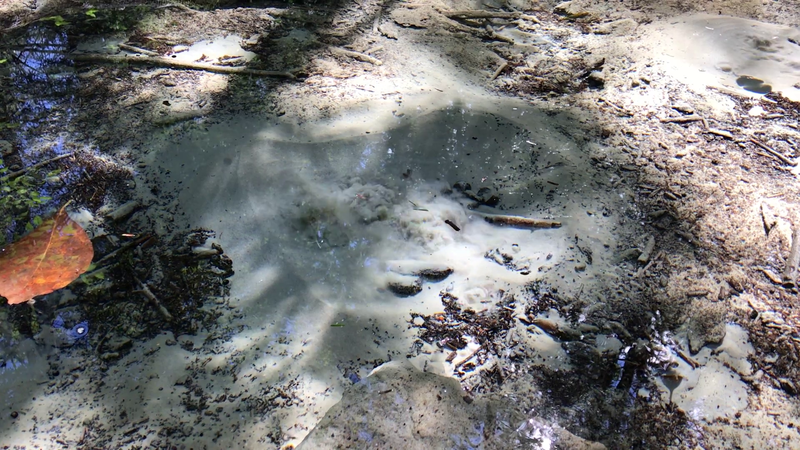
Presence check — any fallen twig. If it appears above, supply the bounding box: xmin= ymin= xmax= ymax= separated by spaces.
xmin=156 ymin=3 xmax=199 ymax=14
xmin=442 ymin=10 xmax=520 ymax=20
xmin=330 ymin=47 xmax=383 ymax=66
xmin=598 ymin=97 xmax=632 ymax=116
xmin=0 ymin=152 xmax=74 ymax=182
xmin=660 ymin=115 xmax=705 ymax=125
xmin=782 ymin=226 xmax=800 ymax=287
xmin=749 ymin=138 xmax=797 ymax=166
xmin=638 ymin=235 xmax=655 ymax=264
xmin=478 ymin=212 xmax=561 ymax=229
xmin=758 ymin=267 xmax=783 ymax=284
xmin=707 ymin=128 xmax=733 ymax=139
xmin=134 ymin=276 xmax=174 ymax=322
xmin=119 ymin=43 xmax=159 ymax=57
xmin=454 ymin=345 xmax=482 ymax=370
xmin=676 ymin=348 xmax=701 ymax=369
xmin=105 ymin=200 xmax=140 ymax=222
xmin=490 ymin=60 xmax=508 ymax=80
xmin=70 ymin=53 xmax=296 ymax=79
xmin=92 ymin=235 xmax=153 ymax=269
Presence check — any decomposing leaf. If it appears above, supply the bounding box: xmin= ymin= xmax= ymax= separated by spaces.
xmin=0 ymin=204 xmax=94 ymax=305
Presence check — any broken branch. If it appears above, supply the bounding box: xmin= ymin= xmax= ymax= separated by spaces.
xmin=454 ymin=345 xmax=483 ymax=370
xmin=70 ymin=53 xmax=296 ymax=79
xmin=0 ymin=152 xmax=74 ymax=182
xmin=478 ymin=213 xmax=562 ymax=229
xmin=442 ymin=10 xmax=520 ymax=20
xmin=490 ymin=60 xmax=508 ymax=80
xmin=134 ymin=276 xmax=174 ymax=322
xmin=118 ymin=43 xmax=159 ymax=57
xmin=749 ymin=138 xmax=797 ymax=166
xmin=330 ymin=47 xmax=383 ymax=66
xmin=782 ymin=226 xmax=800 ymax=288
xmin=660 ymin=115 xmax=704 ymax=125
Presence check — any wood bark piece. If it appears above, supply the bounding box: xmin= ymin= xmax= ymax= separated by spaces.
xmin=638 ymin=235 xmax=655 ymax=263
xmin=386 ymin=260 xmax=453 ymax=281
xmin=782 ymin=226 xmax=800 ymax=287
xmin=758 ymin=267 xmax=783 ymax=284
xmin=105 ymin=200 xmax=140 ymax=222
xmin=70 ymin=54 xmax=296 ymax=79
xmin=385 ymin=272 xmax=422 ymax=296
xmin=329 ymin=47 xmax=383 ymax=66
xmin=479 ymin=213 xmax=561 ymax=229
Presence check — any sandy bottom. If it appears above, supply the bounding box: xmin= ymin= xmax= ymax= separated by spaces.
xmin=2 ymin=2 xmax=800 ymax=448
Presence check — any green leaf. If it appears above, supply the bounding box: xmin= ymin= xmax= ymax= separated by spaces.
xmin=32 ymin=216 xmax=43 ymax=227
xmin=0 ymin=59 xmax=7 ymax=64
xmin=42 ymin=16 xmax=69 ymax=27
xmin=85 ymin=8 xmax=98 ymax=18
xmin=24 ymin=222 xmax=33 ymax=233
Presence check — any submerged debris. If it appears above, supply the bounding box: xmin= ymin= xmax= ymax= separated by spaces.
xmin=409 ymin=291 xmax=516 ymax=376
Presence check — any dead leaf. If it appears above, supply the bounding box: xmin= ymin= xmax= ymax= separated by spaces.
xmin=0 ymin=204 xmax=94 ymax=305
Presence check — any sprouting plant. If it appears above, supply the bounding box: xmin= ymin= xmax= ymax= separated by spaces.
xmin=0 ymin=158 xmax=54 ymax=245
xmin=41 ymin=16 xmax=69 ymax=27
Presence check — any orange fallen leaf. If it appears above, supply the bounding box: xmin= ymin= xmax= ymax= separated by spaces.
xmin=0 ymin=203 xmax=94 ymax=305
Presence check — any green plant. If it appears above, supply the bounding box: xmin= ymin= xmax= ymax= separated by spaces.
xmin=41 ymin=16 xmax=69 ymax=27
xmin=0 ymin=158 xmax=54 ymax=245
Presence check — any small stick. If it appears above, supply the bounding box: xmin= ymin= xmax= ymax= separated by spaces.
xmin=0 ymin=152 xmax=73 ymax=182
xmin=490 ymin=60 xmax=508 ymax=80
xmin=749 ymin=138 xmax=797 ymax=166
xmin=638 ymin=235 xmax=655 ymax=263
xmin=479 ymin=213 xmax=561 ymax=229
xmin=119 ymin=43 xmax=159 ymax=57
xmin=676 ymin=349 xmax=701 ymax=369
xmin=71 ymin=53 xmax=296 ymax=79
xmin=329 ymin=47 xmax=383 ymax=66
xmin=707 ymin=128 xmax=733 ymax=139
xmin=92 ymin=235 xmax=152 ymax=269
xmin=442 ymin=10 xmax=520 ymax=20
xmin=134 ymin=276 xmax=174 ymax=321
xmin=520 ymin=14 xmax=541 ymax=24
xmin=444 ymin=219 xmax=461 ymax=231
xmin=660 ymin=115 xmax=704 ymax=124
xmin=758 ymin=267 xmax=783 ymax=284
xmin=782 ymin=226 xmax=800 ymax=287
xmin=635 ymin=251 xmax=661 ymax=278
xmin=156 ymin=3 xmax=199 ymax=14
xmin=454 ymin=345 xmax=483 ymax=370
